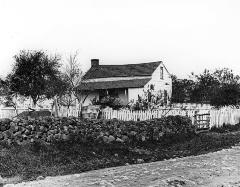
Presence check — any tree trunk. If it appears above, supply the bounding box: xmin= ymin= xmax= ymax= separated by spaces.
xmin=31 ymin=96 xmax=38 ymax=109
xmin=54 ymin=96 xmax=59 ymax=117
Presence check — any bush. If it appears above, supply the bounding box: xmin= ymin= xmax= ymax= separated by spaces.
xmin=210 ymin=123 xmax=240 ymax=133
xmin=127 ymin=86 xmax=167 ymax=110
xmin=91 ymin=95 xmax=123 ymax=110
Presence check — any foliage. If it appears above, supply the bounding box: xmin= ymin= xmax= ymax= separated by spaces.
xmin=190 ymin=69 xmax=219 ymax=103
xmin=128 ymin=85 xmax=165 ymax=110
xmin=0 ymin=77 xmax=26 ymax=109
xmin=210 ymin=123 xmax=240 ymax=133
xmin=210 ymin=83 xmax=240 ymax=107
xmin=91 ymin=95 xmax=122 ymax=110
xmin=172 ymin=68 xmax=240 ymax=107
xmin=8 ymin=50 xmax=63 ymax=106
xmin=171 ymin=75 xmax=195 ymax=103
xmin=192 ymin=68 xmax=240 ymax=106
xmin=0 ymin=78 xmax=6 ymax=95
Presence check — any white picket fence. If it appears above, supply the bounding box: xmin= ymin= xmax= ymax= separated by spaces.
xmin=210 ymin=108 xmax=240 ymax=128
xmin=2 ymin=106 xmax=240 ymax=128
xmin=101 ymin=109 xmax=209 ymax=122
xmin=102 ymin=107 xmax=240 ymax=128
xmin=56 ymin=107 xmax=80 ymax=117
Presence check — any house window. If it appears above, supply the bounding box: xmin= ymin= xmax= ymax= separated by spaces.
xmin=150 ymin=84 xmax=154 ymax=90
xmin=160 ymin=67 xmax=164 ymax=79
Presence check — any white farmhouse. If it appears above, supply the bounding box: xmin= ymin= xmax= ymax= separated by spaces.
xmin=78 ymin=59 xmax=172 ymax=106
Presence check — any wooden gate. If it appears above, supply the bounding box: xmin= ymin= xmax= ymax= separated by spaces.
xmin=194 ymin=113 xmax=210 ymax=133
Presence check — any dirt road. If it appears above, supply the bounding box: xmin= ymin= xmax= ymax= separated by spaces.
xmin=5 ymin=144 xmax=240 ymax=187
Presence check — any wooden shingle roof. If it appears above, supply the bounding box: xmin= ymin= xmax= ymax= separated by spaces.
xmin=83 ymin=61 xmax=161 ymax=80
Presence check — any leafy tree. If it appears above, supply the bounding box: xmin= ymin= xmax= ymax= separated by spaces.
xmin=192 ymin=68 xmax=240 ymax=106
xmin=0 ymin=78 xmax=7 ymax=95
xmin=212 ymin=68 xmax=240 ymax=86
xmin=8 ymin=50 xmax=63 ymax=106
xmin=171 ymin=75 xmax=195 ymax=103
xmin=210 ymin=83 xmax=240 ymax=107
xmin=0 ymin=77 xmax=25 ymax=109
xmin=210 ymin=68 xmax=240 ymax=107
xmin=191 ymin=69 xmax=219 ymax=103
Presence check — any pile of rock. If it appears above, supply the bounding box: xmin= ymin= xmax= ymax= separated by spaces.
xmin=0 ymin=115 xmax=193 ymax=146
xmin=0 ymin=117 xmax=78 ymax=145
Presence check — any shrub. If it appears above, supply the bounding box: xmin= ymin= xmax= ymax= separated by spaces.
xmin=91 ymin=96 xmax=123 ymax=110
xmin=127 ymin=85 xmax=168 ymax=110
xmin=210 ymin=123 xmax=240 ymax=133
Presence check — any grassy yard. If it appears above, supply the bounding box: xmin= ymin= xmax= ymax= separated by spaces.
xmin=1 ymin=126 xmax=240 ymax=183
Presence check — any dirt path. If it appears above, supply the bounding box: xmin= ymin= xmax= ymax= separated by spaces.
xmin=5 ymin=144 xmax=240 ymax=187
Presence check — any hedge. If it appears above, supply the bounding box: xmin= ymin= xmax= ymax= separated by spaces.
xmin=0 ymin=115 xmax=195 ymax=145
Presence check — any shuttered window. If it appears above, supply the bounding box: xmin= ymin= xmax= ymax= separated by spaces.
xmin=160 ymin=67 xmax=163 ymax=79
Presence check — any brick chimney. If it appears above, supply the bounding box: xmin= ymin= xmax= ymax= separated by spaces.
xmin=91 ymin=59 xmax=99 ymax=67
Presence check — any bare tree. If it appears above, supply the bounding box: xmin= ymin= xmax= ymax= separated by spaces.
xmin=60 ymin=51 xmax=83 ymax=109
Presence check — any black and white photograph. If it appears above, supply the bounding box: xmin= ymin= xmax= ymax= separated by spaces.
xmin=0 ymin=0 xmax=240 ymax=186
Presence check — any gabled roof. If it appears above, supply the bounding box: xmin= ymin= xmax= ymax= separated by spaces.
xmin=78 ymin=78 xmax=151 ymax=91
xmin=83 ymin=61 xmax=161 ymax=80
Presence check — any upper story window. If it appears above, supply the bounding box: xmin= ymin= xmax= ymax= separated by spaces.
xmin=160 ymin=67 xmax=164 ymax=79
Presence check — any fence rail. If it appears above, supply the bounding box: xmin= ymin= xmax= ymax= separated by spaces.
xmin=101 ymin=109 xmax=209 ymax=122
xmin=56 ymin=107 xmax=80 ymax=117
xmin=102 ymin=107 xmax=240 ymax=128
xmin=210 ymin=108 xmax=240 ymax=128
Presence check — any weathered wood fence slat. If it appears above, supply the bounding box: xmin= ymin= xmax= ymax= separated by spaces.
xmin=101 ymin=108 xmax=240 ymax=128
xmin=101 ymin=109 xmax=201 ymax=121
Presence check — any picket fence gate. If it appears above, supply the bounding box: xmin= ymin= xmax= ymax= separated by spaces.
xmin=193 ymin=113 xmax=211 ymax=132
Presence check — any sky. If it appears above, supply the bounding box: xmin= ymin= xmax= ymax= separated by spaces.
xmin=1 ymin=0 xmax=240 ymax=79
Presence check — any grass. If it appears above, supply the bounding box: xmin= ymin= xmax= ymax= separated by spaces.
xmin=1 ymin=129 xmax=240 ymax=183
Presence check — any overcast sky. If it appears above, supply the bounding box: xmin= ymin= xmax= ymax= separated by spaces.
xmin=1 ymin=0 xmax=240 ymax=79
